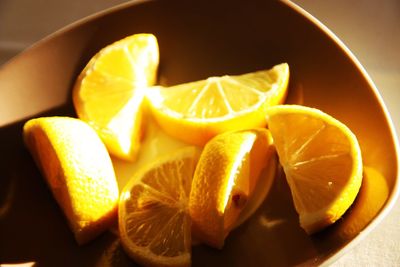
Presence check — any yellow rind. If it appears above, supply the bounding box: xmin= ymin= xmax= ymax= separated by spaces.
xmin=147 ymin=63 xmax=289 ymax=146
xmin=23 ymin=117 xmax=119 ymax=244
xmin=118 ymin=147 xmax=201 ymax=267
xmin=189 ymin=128 xmax=275 ymax=248
xmin=266 ymin=105 xmax=363 ymax=234
xmin=73 ymin=33 xmax=159 ymax=161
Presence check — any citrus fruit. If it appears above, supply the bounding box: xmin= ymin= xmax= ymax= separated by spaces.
xmin=23 ymin=117 xmax=119 ymax=244
xmin=111 ymin=116 xmax=190 ymax=190
xmin=118 ymin=146 xmax=201 ymax=267
xmin=334 ymin=166 xmax=388 ymax=241
xmin=189 ymin=129 xmax=275 ymax=248
xmin=146 ymin=63 xmax=289 ymax=145
xmin=73 ymin=33 xmax=159 ymax=161
xmin=266 ymin=105 xmax=363 ymax=234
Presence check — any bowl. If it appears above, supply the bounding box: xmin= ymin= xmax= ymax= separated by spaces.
xmin=0 ymin=0 xmax=398 ymax=266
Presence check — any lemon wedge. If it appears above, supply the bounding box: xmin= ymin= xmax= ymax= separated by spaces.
xmin=118 ymin=147 xmax=201 ymax=267
xmin=23 ymin=117 xmax=119 ymax=244
xmin=266 ymin=105 xmax=363 ymax=234
xmin=189 ymin=129 xmax=275 ymax=248
xmin=147 ymin=63 xmax=289 ymax=145
xmin=73 ymin=33 xmax=159 ymax=161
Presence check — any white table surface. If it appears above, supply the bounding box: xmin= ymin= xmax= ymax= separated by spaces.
xmin=0 ymin=0 xmax=399 ymax=266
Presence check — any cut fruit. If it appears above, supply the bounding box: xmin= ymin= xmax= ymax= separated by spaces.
xmin=266 ymin=105 xmax=363 ymax=234
xmin=189 ymin=129 xmax=275 ymax=248
xmin=147 ymin=63 xmax=289 ymax=146
xmin=333 ymin=166 xmax=389 ymax=241
xmin=23 ymin=117 xmax=119 ymax=244
xmin=118 ymin=147 xmax=201 ymax=267
xmin=73 ymin=33 xmax=159 ymax=161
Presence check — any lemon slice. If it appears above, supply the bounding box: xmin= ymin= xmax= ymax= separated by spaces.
xmin=334 ymin=166 xmax=388 ymax=241
xmin=73 ymin=33 xmax=159 ymax=161
xmin=266 ymin=105 xmax=363 ymax=234
xmin=147 ymin=63 xmax=289 ymax=145
xmin=23 ymin=117 xmax=119 ymax=244
xmin=118 ymin=147 xmax=201 ymax=267
xmin=189 ymin=129 xmax=275 ymax=248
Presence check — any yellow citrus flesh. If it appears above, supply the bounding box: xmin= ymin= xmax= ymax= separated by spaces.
xmin=189 ymin=129 xmax=275 ymax=248
xmin=266 ymin=105 xmax=363 ymax=234
xmin=73 ymin=33 xmax=159 ymax=161
xmin=118 ymin=147 xmax=201 ymax=267
xmin=23 ymin=117 xmax=119 ymax=244
xmin=147 ymin=63 xmax=289 ymax=146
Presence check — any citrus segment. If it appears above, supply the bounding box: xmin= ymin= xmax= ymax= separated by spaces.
xmin=23 ymin=117 xmax=119 ymax=244
xmin=266 ymin=105 xmax=363 ymax=234
xmin=73 ymin=33 xmax=159 ymax=161
xmin=189 ymin=129 xmax=275 ymax=248
xmin=334 ymin=166 xmax=388 ymax=241
xmin=147 ymin=63 xmax=289 ymax=145
xmin=118 ymin=147 xmax=201 ymax=267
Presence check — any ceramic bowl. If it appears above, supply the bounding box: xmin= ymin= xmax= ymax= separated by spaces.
xmin=0 ymin=0 xmax=398 ymax=266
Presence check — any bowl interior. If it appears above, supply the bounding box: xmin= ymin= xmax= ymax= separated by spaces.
xmin=0 ymin=0 xmax=398 ymax=266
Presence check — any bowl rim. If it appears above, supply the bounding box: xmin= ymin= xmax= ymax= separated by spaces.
xmin=283 ymin=0 xmax=400 ymax=265
xmin=1 ymin=0 xmax=399 ymax=265
xmin=0 ymin=0 xmax=149 ymax=70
